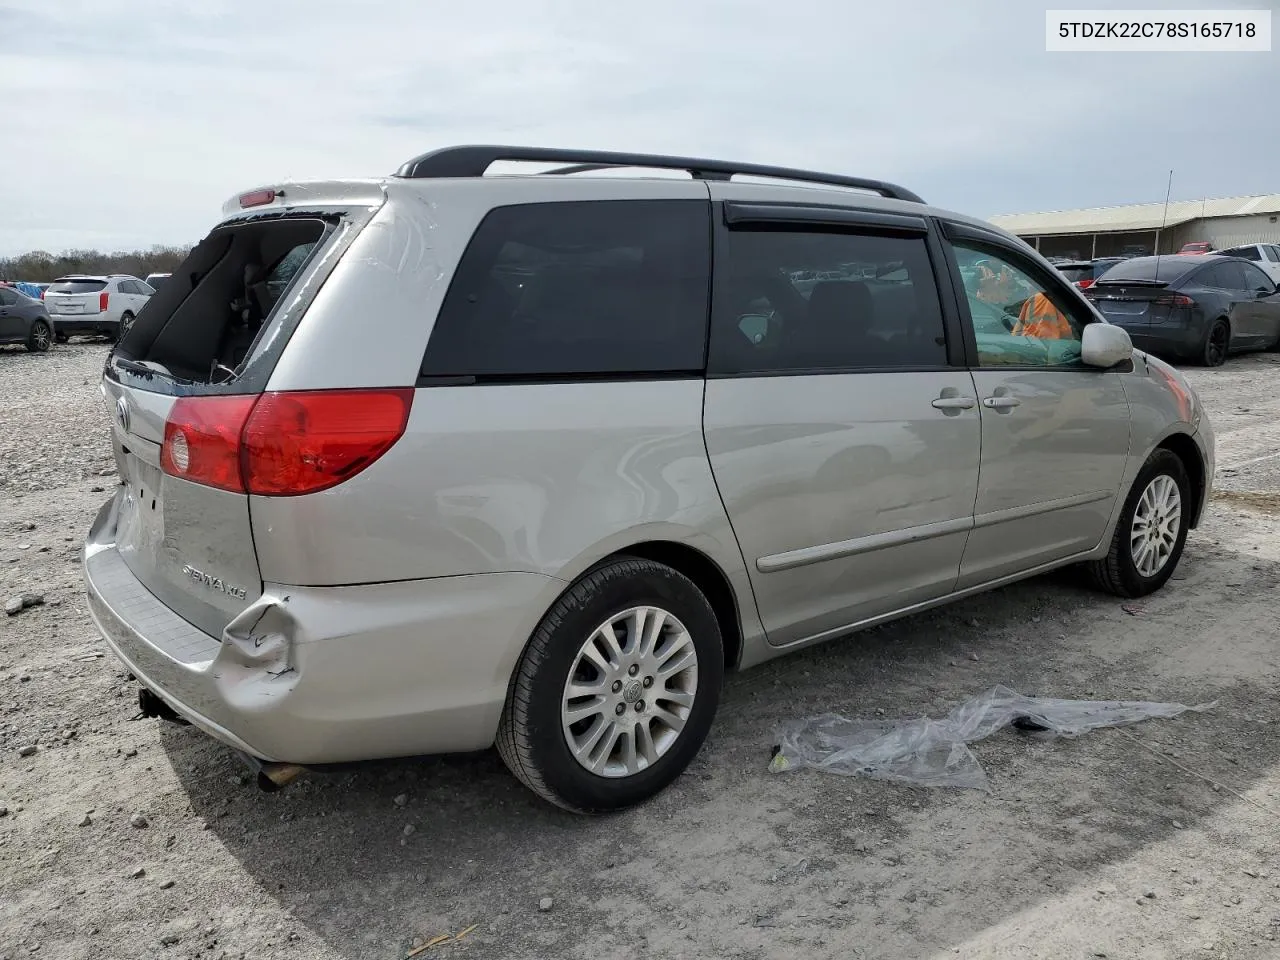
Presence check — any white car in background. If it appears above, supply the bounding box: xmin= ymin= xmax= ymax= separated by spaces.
xmin=144 ymin=272 xmax=171 ymax=290
xmin=43 ymin=275 xmax=154 ymax=341
xmin=1216 ymin=244 xmax=1280 ymax=284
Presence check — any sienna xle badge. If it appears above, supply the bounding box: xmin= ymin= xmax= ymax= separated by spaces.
xmin=84 ymin=146 xmax=1214 ymax=812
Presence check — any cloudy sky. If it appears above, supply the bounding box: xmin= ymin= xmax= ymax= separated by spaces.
xmin=1 ymin=0 xmax=1276 ymax=256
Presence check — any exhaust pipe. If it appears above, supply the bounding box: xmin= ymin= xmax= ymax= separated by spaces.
xmin=137 ymin=688 xmax=190 ymax=726
xmin=231 ymin=749 xmax=308 ymax=792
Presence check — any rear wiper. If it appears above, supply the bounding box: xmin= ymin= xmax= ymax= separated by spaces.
xmin=115 ymin=358 xmax=180 ymax=382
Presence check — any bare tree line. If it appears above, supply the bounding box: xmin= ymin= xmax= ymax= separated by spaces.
xmin=0 ymin=245 xmax=192 ymax=283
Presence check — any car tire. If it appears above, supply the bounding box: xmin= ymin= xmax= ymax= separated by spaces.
xmin=25 ymin=319 xmax=52 ymax=353
xmin=1086 ymin=448 xmax=1191 ymax=598
xmin=114 ymin=312 xmax=135 ymax=342
xmin=55 ymin=331 xmax=69 ymax=343
xmin=496 ymin=556 xmax=723 ymax=813
xmin=1199 ymin=318 xmax=1229 ymax=367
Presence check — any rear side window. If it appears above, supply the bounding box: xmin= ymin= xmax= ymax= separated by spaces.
xmin=709 ymin=228 xmax=946 ymax=374
xmin=1057 ymin=265 xmax=1092 ymax=282
xmin=0 ymin=289 xmax=18 ymax=306
xmin=1195 ymin=264 xmax=1230 ymax=288
xmin=1241 ymin=262 xmax=1276 ymax=291
xmin=422 ymin=200 xmax=711 ymax=380
xmin=49 ymin=279 xmax=107 ymax=293
xmin=1230 ymin=246 xmax=1263 ymax=261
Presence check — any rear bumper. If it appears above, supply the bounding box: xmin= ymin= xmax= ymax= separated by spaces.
xmin=51 ymin=314 xmax=114 ymax=333
xmin=83 ymin=494 xmax=559 ymax=764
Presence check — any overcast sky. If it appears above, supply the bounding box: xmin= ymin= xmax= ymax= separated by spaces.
xmin=2 ymin=0 xmax=1276 ymax=256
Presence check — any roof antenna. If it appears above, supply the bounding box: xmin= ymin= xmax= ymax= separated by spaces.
xmin=1156 ymin=169 xmax=1173 ymax=272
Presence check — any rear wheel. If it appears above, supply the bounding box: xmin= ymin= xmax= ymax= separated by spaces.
xmin=25 ymin=319 xmax=51 ymax=353
xmin=1086 ymin=448 xmax=1191 ymax=598
xmin=1200 ymin=319 xmax=1229 ymax=367
xmin=115 ymin=311 xmax=135 ymax=341
xmin=497 ymin=557 xmax=723 ymax=813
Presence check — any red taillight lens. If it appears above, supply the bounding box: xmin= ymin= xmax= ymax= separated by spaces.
xmin=161 ymin=395 xmax=257 ymax=492
xmin=160 ymin=389 xmax=412 ymax=495
xmin=1075 ymin=279 xmax=1095 ymax=289
xmin=99 ymin=291 xmax=109 ymax=312
xmin=242 ymin=389 xmax=413 ymax=496
xmin=1154 ymin=294 xmax=1194 ymax=307
xmin=239 ymin=189 xmax=277 ymax=209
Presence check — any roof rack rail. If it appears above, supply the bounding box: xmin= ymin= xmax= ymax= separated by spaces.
xmin=393 ymin=145 xmax=924 ymax=204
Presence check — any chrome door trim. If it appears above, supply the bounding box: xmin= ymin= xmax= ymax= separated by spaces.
xmin=756 ymin=515 xmax=975 ymax=573
xmin=972 ymin=489 xmax=1113 ymax=531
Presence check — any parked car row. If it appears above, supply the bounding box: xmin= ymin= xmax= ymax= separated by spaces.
xmin=1085 ymin=254 xmax=1280 ymax=366
xmin=0 ymin=274 xmax=156 ymax=350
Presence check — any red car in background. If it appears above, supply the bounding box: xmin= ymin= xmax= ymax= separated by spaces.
xmin=1177 ymin=241 xmax=1214 ymax=255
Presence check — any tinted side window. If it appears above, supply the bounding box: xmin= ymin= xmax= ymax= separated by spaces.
xmin=118 ymin=280 xmax=139 ymax=294
xmin=0 ymin=289 xmax=17 ymax=306
xmin=423 ymin=200 xmax=710 ymax=379
xmin=1241 ymin=262 xmax=1276 ymax=291
xmin=1235 ymin=246 xmax=1262 ymax=261
xmin=1216 ymin=262 xmax=1252 ymax=291
xmin=1195 ymin=264 xmax=1228 ymax=288
xmin=1267 ymin=245 xmax=1280 ymax=262
xmin=708 ymin=228 xmax=946 ymax=374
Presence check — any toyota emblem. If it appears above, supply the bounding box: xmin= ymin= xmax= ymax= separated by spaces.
xmin=115 ymin=396 xmax=130 ymax=433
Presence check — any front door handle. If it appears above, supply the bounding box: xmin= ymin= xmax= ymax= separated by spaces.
xmin=982 ymin=396 xmax=1021 ymax=410
xmin=932 ymin=396 xmax=976 ymax=410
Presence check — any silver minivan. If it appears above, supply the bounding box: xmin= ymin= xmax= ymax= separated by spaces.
xmin=84 ymin=146 xmax=1214 ymax=812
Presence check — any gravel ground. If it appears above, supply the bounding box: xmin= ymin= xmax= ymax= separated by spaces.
xmin=4 ymin=342 xmax=1280 ymax=960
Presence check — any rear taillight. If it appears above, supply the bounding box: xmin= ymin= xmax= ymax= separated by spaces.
xmin=1075 ymin=279 xmax=1095 ymax=289
xmin=161 ymin=395 xmax=257 ymax=492
xmin=160 ymin=389 xmax=413 ymax=496
xmin=1154 ymin=294 xmax=1194 ymax=307
xmin=99 ymin=291 xmax=109 ymax=312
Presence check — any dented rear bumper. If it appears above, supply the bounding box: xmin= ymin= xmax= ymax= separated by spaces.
xmin=83 ymin=495 xmax=560 ymax=765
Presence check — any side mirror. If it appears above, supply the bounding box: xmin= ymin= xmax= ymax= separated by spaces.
xmin=1082 ymin=322 xmax=1133 ymax=369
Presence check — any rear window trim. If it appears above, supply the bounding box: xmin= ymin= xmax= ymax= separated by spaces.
xmin=105 ymin=211 xmax=351 ymax=398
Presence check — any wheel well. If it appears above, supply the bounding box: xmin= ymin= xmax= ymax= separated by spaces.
xmin=614 ymin=541 xmax=744 ymax=672
xmin=1158 ymin=433 xmax=1206 ymax=527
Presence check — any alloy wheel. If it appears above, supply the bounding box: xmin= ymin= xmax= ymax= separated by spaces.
xmin=1207 ymin=323 xmax=1228 ymax=366
xmin=561 ymin=605 xmax=699 ymax=778
xmin=1130 ymin=474 xmax=1182 ymax=577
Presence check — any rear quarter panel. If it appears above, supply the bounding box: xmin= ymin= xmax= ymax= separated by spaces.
xmin=249 ymin=379 xmax=767 ymax=656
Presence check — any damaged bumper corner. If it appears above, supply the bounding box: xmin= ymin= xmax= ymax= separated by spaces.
xmin=83 ymin=496 xmax=558 ymax=765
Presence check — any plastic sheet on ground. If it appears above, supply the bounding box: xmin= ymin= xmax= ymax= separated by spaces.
xmin=767 ymin=685 xmax=1215 ymax=790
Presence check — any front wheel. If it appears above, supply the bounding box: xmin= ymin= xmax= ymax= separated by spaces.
xmin=26 ymin=319 xmax=52 ymax=352
xmin=1086 ymin=449 xmax=1191 ymax=598
xmin=497 ymin=557 xmax=723 ymax=813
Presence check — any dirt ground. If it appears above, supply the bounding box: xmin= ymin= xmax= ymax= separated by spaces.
xmin=4 ymin=342 xmax=1280 ymax=960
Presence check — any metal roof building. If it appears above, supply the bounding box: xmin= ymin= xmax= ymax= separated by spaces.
xmin=989 ymin=194 xmax=1280 ymax=260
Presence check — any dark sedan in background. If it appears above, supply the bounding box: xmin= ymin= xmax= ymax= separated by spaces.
xmin=1056 ymin=256 xmax=1128 ymax=290
xmin=0 ymin=285 xmax=54 ymax=352
xmin=1085 ymin=255 xmax=1280 ymax=366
